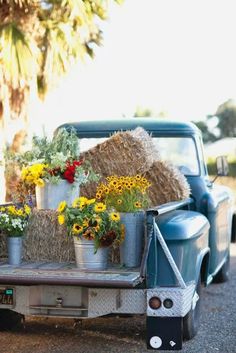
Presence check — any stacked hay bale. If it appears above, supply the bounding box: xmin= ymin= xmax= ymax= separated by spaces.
xmin=81 ymin=126 xmax=190 ymax=205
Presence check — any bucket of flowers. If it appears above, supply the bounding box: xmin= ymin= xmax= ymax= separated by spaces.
xmin=96 ymin=175 xmax=151 ymax=268
xmin=57 ymin=196 xmax=124 ymax=270
xmin=0 ymin=203 xmax=31 ymax=265
xmin=14 ymin=127 xmax=99 ymax=209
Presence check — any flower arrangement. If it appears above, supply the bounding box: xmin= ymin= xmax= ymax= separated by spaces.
xmin=7 ymin=127 xmax=98 ymax=188
xmin=96 ymin=175 xmax=151 ymax=213
xmin=0 ymin=204 xmax=31 ymax=237
xmin=57 ymin=197 xmax=124 ymax=252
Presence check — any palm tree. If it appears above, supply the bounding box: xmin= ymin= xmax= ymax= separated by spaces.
xmin=0 ymin=0 xmax=122 ymax=200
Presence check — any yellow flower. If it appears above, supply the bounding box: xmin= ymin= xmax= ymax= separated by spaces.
xmin=96 ymin=192 xmax=102 ymax=199
xmin=86 ymin=198 xmax=96 ymax=205
xmin=57 ymin=200 xmax=67 ymax=213
xmin=36 ymin=178 xmax=45 ymax=187
xmin=0 ymin=207 xmax=6 ymax=212
xmin=7 ymin=206 xmax=17 ymax=215
xmin=58 ymin=214 xmax=65 ymax=225
xmin=94 ymin=202 xmax=106 ymax=213
xmin=79 ymin=197 xmax=88 ymax=204
xmin=110 ymin=212 xmax=120 ymax=222
xmin=17 ymin=209 xmax=24 ymax=216
xmin=72 ymin=197 xmax=80 ymax=208
xmin=72 ymin=223 xmax=83 ymax=234
xmin=134 ymin=201 xmax=142 ymax=208
xmin=83 ymin=219 xmax=89 ymax=228
xmin=24 ymin=205 xmax=31 ymax=215
xmin=117 ymin=199 xmax=122 ymax=205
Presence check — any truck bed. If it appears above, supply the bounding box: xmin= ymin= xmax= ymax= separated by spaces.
xmin=0 ymin=261 xmax=144 ymax=288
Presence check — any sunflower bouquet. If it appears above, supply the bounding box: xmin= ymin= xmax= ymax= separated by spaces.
xmin=57 ymin=197 xmax=124 ymax=253
xmin=96 ymin=175 xmax=151 ymax=213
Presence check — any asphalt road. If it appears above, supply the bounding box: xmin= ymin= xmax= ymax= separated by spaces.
xmin=0 ymin=244 xmax=235 ymax=353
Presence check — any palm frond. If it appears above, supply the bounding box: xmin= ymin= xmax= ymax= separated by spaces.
xmin=0 ymin=24 xmax=38 ymax=89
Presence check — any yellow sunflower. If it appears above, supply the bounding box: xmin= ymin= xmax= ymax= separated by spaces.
xmin=58 ymin=214 xmax=65 ymax=225
xmin=94 ymin=202 xmax=106 ymax=212
xmin=134 ymin=201 xmax=142 ymax=208
xmin=72 ymin=224 xmax=83 ymax=234
xmin=110 ymin=212 xmax=120 ymax=222
xmin=86 ymin=198 xmax=96 ymax=205
xmin=57 ymin=200 xmax=67 ymax=213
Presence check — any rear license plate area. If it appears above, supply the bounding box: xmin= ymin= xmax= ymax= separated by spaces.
xmin=0 ymin=287 xmax=14 ymax=307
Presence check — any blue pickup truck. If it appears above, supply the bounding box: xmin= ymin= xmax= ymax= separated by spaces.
xmin=0 ymin=118 xmax=234 ymax=351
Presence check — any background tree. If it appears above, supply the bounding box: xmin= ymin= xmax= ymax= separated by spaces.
xmin=133 ymin=106 xmax=168 ymax=118
xmin=214 ymin=99 xmax=236 ymax=138
xmin=0 ymin=0 xmax=122 ymax=201
xmin=193 ymin=121 xmax=217 ymax=144
xmin=0 ymin=0 xmax=122 ymax=152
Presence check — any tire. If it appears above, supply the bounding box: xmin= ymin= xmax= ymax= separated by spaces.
xmin=231 ymin=213 xmax=236 ymax=243
xmin=183 ymin=276 xmax=201 ymax=340
xmin=213 ymin=254 xmax=230 ymax=283
xmin=0 ymin=309 xmax=24 ymax=331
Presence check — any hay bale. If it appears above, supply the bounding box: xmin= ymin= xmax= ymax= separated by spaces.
xmin=23 ymin=209 xmax=75 ymax=262
xmin=0 ymin=232 xmax=7 ymax=260
xmin=80 ymin=127 xmax=159 ymax=198
xmin=144 ymin=160 xmax=191 ymax=206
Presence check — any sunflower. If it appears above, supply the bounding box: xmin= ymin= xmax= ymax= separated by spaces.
xmin=83 ymin=229 xmax=95 ymax=240
xmin=72 ymin=197 xmax=80 ymax=208
xmin=86 ymin=198 xmax=96 ymax=205
xmin=57 ymin=200 xmax=67 ymax=213
xmin=110 ymin=212 xmax=120 ymax=222
xmin=134 ymin=201 xmax=142 ymax=208
xmin=117 ymin=199 xmax=122 ymax=205
xmin=94 ymin=202 xmax=106 ymax=212
xmin=72 ymin=223 xmax=83 ymax=234
xmin=58 ymin=214 xmax=65 ymax=225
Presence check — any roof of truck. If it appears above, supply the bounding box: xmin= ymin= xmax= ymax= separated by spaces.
xmin=57 ymin=118 xmax=200 ymax=137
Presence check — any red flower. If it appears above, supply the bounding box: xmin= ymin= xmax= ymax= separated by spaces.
xmin=62 ymin=160 xmax=83 ymax=183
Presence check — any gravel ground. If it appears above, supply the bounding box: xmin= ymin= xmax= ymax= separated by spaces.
xmin=0 ymin=244 xmax=235 ymax=353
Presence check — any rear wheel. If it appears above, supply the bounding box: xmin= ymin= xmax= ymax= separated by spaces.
xmin=183 ymin=276 xmax=201 ymax=340
xmin=0 ymin=309 xmax=24 ymax=330
xmin=213 ymin=254 xmax=230 ymax=283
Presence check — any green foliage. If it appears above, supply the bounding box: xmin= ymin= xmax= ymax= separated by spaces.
xmin=194 ymin=121 xmax=217 ymax=143
xmin=215 ymin=99 xmax=236 ymax=138
xmin=5 ymin=127 xmax=80 ymax=167
xmin=0 ymin=0 xmax=122 ymax=102
xmin=207 ymin=158 xmax=236 ymax=177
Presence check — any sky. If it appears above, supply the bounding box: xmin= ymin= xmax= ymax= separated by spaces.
xmin=32 ymin=0 xmax=236 ymax=135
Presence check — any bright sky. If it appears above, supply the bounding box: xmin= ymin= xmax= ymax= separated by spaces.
xmin=33 ymin=0 xmax=236 ymax=135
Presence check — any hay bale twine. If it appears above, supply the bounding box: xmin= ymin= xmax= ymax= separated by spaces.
xmin=24 ymin=209 xmax=75 ymax=262
xmin=144 ymin=160 xmax=191 ymax=206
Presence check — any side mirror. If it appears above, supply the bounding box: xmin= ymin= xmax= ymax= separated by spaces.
xmin=216 ymin=155 xmax=229 ymax=176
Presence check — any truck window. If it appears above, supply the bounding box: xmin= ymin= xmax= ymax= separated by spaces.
xmin=152 ymin=137 xmax=199 ymax=176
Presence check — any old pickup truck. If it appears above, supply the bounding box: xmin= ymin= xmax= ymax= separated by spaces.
xmin=0 ymin=118 xmax=234 ymax=350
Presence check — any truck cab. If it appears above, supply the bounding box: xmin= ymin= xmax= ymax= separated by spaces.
xmin=0 ymin=118 xmax=233 ymax=351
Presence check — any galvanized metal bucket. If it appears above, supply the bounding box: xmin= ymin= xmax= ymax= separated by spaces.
xmin=7 ymin=237 xmax=23 ymax=266
xmin=36 ymin=180 xmax=80 ymax=210
xmin=120 ymin=211 xmax=144 ymax=268
xmin=73 ymin=237 xmax=109 ymax=270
